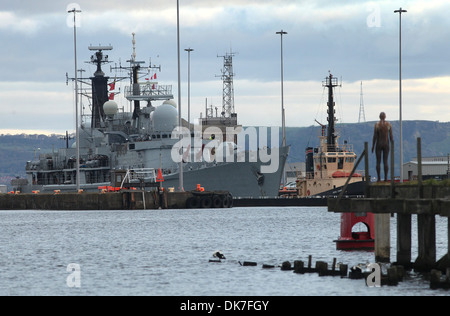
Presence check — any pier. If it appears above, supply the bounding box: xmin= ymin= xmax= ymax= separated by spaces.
xmin=328 ymin=139 xmax=450 ymax=274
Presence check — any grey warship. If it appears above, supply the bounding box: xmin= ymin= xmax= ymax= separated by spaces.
xmin=22 ymin=44 xmax=289 ymax=198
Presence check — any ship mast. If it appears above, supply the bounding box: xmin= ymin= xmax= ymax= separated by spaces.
xmin=88 ymin=45 xmax=113 ymax=128
xmin=130 ymin=33 xmax=144 ymax=125
xmin=322 ymin=73 xmax=340 ymax=152
xmin=110 ymin=33 xmax=164 ymax=129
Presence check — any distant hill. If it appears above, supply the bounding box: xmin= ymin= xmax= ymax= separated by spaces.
xmin=0 ymin=120 xmax=449 ymax=187
xmin=0 ymin=134 xmax=74 ymax=187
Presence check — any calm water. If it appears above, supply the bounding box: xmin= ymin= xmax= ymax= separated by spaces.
xmin=0 ymin=206 xmax=448 ymax=296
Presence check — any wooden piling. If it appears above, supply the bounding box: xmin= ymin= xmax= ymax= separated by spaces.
xmin=387 ymin=266 xmax=399 ymax=286
xmin=293 ymin=260 xmax=304 ymax=273
xmin=262 ymin=264 xmax=275 ymax=269
xmin=316 ymin=261 xmax=328 ymax=276
xmin=375 ymin=213 xmax=390 ymax=263
xmin=413 ymin=137 xmax=437 ymax=271
xmin=397 ymin=213 xmax=412 ymax=267
xmin=340 ymin=264 xmax=348 ymax=277
xmin=281 ymin=261 xmax=292 ymax=271
xmin=415 ymin=214 xmax=436 ymax=271
xmin=417 ymin=138 xmax=423 ymax=198
xmin=364 ymin=142 xmax=370 ymax=198
xmin=430 ymin=269 xmax=442 ymax=289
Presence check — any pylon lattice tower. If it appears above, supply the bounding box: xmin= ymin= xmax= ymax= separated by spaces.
xmin=217 ymin=52 xmax=236 ymax=122
xmin=358 ymin=81 xmax=366 ymax=123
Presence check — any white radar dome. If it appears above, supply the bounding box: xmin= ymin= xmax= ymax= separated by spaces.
xmin=103 ymin=100 xmax=118 ymax=117
xmin=153 ymin=101 xmax=178 ymax=132
xmin=163 ymin=99 xmax=177 ymax=108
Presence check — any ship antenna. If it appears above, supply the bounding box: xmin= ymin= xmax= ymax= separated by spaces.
xmin=132 ymin=32 xmax=136 ymax=62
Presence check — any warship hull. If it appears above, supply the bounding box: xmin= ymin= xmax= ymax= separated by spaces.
xmin=163 ymin=147 xmax=289 ymax=197
xmin=23 ymin=145 xmax=289 ymax=198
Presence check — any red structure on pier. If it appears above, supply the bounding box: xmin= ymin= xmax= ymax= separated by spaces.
xmin=334 ymin=212 xmax=375 ymax=250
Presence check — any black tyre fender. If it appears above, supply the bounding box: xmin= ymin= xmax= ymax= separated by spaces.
xmin=226 ymin=194 xmax=233 ymax=208
xmin=200 ymin=196 xmax=213 ymax=208
xmin=186 ymin=196 xmax=200 ymax=209
xmin=212 ymin=195 xmax=223 ymax=208
xmin=222 ymin=195 xmax=230 ymax=208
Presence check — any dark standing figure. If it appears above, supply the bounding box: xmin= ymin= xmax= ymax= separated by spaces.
xmin=372 ymin=112 xmax=394 ymax=182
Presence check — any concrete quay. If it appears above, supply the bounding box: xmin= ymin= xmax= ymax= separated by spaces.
xmin=0 ymin=190 xmax=232 ymax=211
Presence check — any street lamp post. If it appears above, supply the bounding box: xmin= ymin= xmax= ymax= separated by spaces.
xmin=276 ymin=30 xmax=287 ymax=186
xmin=68 ymin=7 xmax=81 ymax=192
xmin=177 ymin=0 xmax=184 ymax=191
xmin=394 ymin=8 xmax=407 ymax=183
xmin=185 ymin=48 xmax=194 ymax=131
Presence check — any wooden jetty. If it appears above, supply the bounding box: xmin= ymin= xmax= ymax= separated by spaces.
xmin=328 ymin=139 xmax=450 ymax=274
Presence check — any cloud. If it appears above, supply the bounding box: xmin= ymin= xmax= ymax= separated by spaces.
xmin=0 ymin=81 xmax=74 ymax=133
xmin=0 ymin=74 xmax=449 ymax=136
xmin=0 ymin=11 xmax=41 ymax=34
xmin=2 ymin=0 xmax=450 ymax=135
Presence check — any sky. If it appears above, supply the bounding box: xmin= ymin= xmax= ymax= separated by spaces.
xmin=1 ymin=0 xmax=450 ymax=135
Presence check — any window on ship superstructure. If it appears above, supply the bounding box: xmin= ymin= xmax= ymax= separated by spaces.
xmin=338 ymin=157 xmax=344 ymax=169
